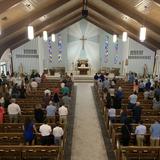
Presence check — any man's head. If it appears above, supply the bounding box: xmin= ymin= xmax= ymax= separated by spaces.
xmin=11 ymin=98 xmax=16 ymax=103
xmin=136 ymin=102 xmax=140 ymax=106
xmin=49 ymin=101 xmax=53 ymax=105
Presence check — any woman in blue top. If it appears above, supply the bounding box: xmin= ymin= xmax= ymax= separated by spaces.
xmin=23 ymin=117 xmax=37 ymax=145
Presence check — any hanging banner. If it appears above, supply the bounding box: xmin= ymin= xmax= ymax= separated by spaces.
xmin=57 ymin=34 xmax=62 ymax=62
xmin=114 ymin=40 xmax=118 ymax=64
xmin=48 ymin=38 xmax=53 ymax=63
xmin=104 ymin=35 xmax=109 ymax=63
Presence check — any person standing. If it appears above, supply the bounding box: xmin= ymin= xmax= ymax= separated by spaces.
xmin=46 ymin=101 xmax=57 ymax=123
xmin=135 ymin=121 xmax=146 ymax=146
xmin=7 ymin=98 xmax=21 ymax=123
xmin=62 ymin=93 xmax=71 ymax=107
xmin=150 ymin=120 xmax=160 ymax=146
xmin=34 ymin=104 xmax=44 ymax=123
xmin=58 ymin=105 xmax=68 ymax=124
xmin=108 ymin=106 xmax=116 ymax=123
xmin=128 ymin=92 xmax=138 ymax=109
xmin=132 ymin=102 xmax=141 ymax=123
xmin=53 ymin=123 xmax=64 ymax=145
xmin=23 ymin=117 xmax=37 ymax=145
xmin=39 ymin=120 xmax=52 ymax=145
xmin=0 ymin=104 xmax=5 ymax=123
xmin=121 ymin=120 xmax=132 ymax=146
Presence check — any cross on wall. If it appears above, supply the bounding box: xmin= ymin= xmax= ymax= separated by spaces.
xmin=80 ymin=35 xmax=87 ymax=50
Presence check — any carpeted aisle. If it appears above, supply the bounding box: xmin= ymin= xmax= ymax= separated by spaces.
xmin=71 ymin=83 xmax=108 ymax=160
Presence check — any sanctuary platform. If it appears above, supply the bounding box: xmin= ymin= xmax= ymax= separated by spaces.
xmin=46 ymin=74 xmax=94 ymax=83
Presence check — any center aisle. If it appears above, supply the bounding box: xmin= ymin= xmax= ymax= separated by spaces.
xmin=71 ymin=83 xmax=108 ymax=160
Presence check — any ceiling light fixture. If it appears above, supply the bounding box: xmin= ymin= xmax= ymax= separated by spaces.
xmin=43 ymin=31 xmax=48 ymax=41
xmin=82 ymin=0 xmax=88 ymax=18
xmin=139 ymin=26 xmax=146 ymax=42
xmin=122 ymin=32 xmax=128 ymax=42
xmin=51 ymin=34 xmax=55 ymax=42
xmin=27 ymin=25 xmax=34 ymax=40
xmin=113 ymin=34 xmax=117 ymax=43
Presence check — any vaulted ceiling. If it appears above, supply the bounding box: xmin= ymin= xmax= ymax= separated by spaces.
xmin=0 ymin=0 xmax=160 ymax=57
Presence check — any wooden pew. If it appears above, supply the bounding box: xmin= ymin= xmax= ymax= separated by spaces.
xmin=0 ymin=145 xmax=61 ymax=160
xmin=118 ymin=146 xmax=160 ymax=160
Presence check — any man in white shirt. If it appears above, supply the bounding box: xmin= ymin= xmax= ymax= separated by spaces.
xmin=7 ymin=98 xmax=21 ymax=123
xmin=39 ymin=121 xmax=52 ymax=145
xmin=135 ymin=121 xmax=146 ymax=146
xmin=31 ymin=79 xmax=38 ymax=92
xmin=53 ymin=123 xmax=64 ymax=145
xmin=128 ymin=92 xmax=138 ymax=109
xmin=58 ymin=105 xmax=68 ymax=124
xmin=44 ymin=88 xmax=51 ymax=96
xmin=108 ymin=107 xmax=116 ymax=123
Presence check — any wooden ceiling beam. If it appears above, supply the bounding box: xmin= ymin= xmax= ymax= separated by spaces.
xmin=0 ymin=10 xmax=81 ymax=55
xmin=88 ymin=4 xmax=160 ymax=49
xmin=1 ymin=0 xmax=70 ymax=39
xmin=153 ymin=0 xmax=160 ymax=5
xmin=0 ymin=0 xmax=22 ymax=14
xmin=102 ymin=0 xmax=160 ymax=35
xmin=0 ymin=2 xmax=81 ymax=44
xmin=11 ymin=16 xmax=82 ymax=51
xmin=88 ymin=12 xmax=157 ymax=51
xmin=34 ymin=4 xmax=81 ymax=34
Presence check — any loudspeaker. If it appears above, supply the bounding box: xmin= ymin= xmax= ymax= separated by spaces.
xmin=82 ymin=10 xmax=88 ymax=17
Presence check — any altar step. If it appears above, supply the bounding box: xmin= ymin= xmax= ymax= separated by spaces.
xmin=73 ymin=75 xmax=94 ymax=83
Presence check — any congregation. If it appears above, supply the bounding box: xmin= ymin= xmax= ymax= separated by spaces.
xmin=94 ymin=72 xmax=160 ymax=148
xmin=0 ymin=70 xmax=73 ymax=147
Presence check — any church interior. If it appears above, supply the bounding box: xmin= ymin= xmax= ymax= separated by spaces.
xmin=0 ymin=0 xmax=160 ymax=160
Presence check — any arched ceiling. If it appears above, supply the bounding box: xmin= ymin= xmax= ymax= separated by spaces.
xmin=0 ymin=0 xmax=160 ymax=56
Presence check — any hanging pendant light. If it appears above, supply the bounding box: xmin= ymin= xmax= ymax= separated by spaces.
xmin=122 ymin=32 xmax=128 ymax=42
xmin=51 ymin=34 xmax=55 ymax=42
xmin=43 ymin=31 xmax=48 ymax=41
xmin=139 ymin=26 xmax=146 ymax=42
xmin=27 ymin=25 xmax=34 ymax=40
xmin=113 ymin=34 xmax=117 ymax=43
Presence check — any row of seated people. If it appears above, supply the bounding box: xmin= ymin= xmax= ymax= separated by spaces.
xmin=94 ymin=74 xmax=160 ymax=160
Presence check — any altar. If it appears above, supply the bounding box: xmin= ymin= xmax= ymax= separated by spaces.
xmin=78 ymin=67 xmax=89 ymax=75
xmin=77 ymin=59 xmax=89 ymax=75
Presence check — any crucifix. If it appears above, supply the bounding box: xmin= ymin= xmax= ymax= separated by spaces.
xmin=80 ymin=35 xmax=87 ymax=49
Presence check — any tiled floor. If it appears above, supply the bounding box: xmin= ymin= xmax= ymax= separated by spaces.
xmin=71 ymin=83 xmax=108 ymax=160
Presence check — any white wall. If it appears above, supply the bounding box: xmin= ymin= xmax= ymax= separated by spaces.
xmin=11 ymin=20 xmax=156 ymax=75
xmin=12 ymin=37 xmax=40 ymax=74
xmin=127 ymin=38 xmax=155 ymax=74
xmin=66 ymin=19 xmax=100 ymax=72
